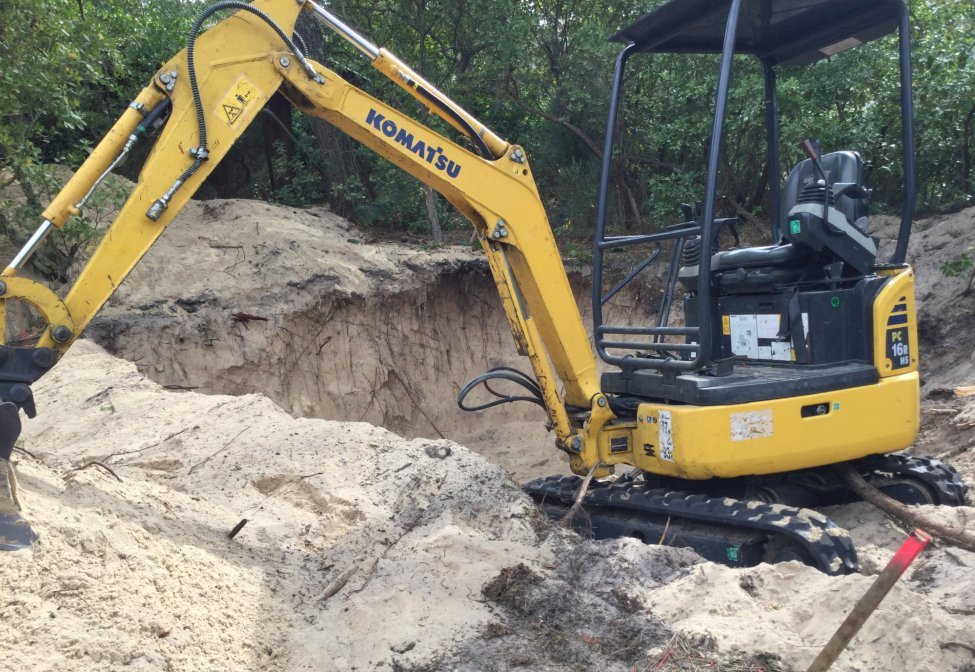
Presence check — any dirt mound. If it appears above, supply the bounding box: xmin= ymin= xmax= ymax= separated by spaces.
xmin=6 ymin=197 xmax=975 ymax=671
xmin=873 ymin=209 xmax=975 ymax=392
xmin=6 ymin=344 xmax=975 ymax=671
xmin=5 ymin=343 xmax=975 ymax=671
xmin=5 ymin=341 xmax=553 ymax=671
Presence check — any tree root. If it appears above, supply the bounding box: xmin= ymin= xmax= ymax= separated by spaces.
xmin=560 ymin=460 xmax=605 ymax=527
xmin=838 ymin=464 xmax=975 ymax=554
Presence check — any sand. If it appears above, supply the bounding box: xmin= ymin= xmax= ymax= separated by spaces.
xmin=2 ymin=196 xmax=974 ymax=670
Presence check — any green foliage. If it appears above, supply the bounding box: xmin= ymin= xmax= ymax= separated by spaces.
xmin=0 ymin=164 xmax=131 ymax=282
xmin=0 ymin=0 xmax=199 ymax=277
xmin=940 ymin=247 xmax=975 ymax=296
xmin=2 ymin=0 xmax=973 ymax=251
xmin=252 ymin=114 xmax=330 ymax=207
xmin=941 ymin=252 xmax=974 ymax=278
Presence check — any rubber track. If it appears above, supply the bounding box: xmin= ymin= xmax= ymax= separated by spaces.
xmin=525 ymin=475 xmax=859 ymax=576
xmin=858 ymin=454 xmax=968 ymax=506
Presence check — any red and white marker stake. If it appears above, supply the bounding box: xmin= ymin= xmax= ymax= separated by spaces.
xmin=805 ymin=529 xmax=932 ymax=672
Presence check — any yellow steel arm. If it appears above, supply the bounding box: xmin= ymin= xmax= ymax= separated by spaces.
xmin=0 ymin=0 xmax=603 ymax=454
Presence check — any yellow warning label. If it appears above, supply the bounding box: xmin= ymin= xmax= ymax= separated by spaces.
xmin=215 ymin=76 xmax=261 ymax=128
xmin=721 ymin=315 xmax=731 ymax=336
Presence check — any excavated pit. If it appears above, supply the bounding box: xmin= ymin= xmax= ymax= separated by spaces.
xmin=85 ymin=198 xmax=659 ymax=480
xmin=83 ymin=200 xmax=975 ymax=479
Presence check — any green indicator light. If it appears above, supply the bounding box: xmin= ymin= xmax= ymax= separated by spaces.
xmin=727 ymin=547 xmax=740 ymax=562
xmin=790 ymin=219 xmax=801 ymax=235
xmin=833 ymin=403 xmax=841 ymax=411
xmin=831 ymin=297 xmax=841 ymax=308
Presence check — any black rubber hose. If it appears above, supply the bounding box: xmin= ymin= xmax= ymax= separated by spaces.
xmin=457 ymin=367 xmax=547 ymax=412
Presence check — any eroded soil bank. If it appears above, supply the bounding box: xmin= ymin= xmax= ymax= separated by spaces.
xmin=85 ymin=198 xmax=661 ymax=479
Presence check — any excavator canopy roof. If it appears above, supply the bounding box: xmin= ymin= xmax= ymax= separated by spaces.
xmin=612 ymin=0 xmax=903 ymax=66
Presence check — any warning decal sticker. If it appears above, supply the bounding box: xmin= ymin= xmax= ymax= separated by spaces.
xmin=215 ymin=76 xmax=262 ymax=129
xmin=659 ymin=410 xmax=674 ymax=462
xmin=728 ymin=312 xmax=808 ymax=362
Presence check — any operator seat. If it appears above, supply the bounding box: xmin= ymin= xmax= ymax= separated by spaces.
xmin=678 ymin=150 xmax=874 ymax=293
xmin=783 ymin=151 xmax=869 ymax=234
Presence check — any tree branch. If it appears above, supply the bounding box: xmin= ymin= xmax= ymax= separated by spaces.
xmin=838 ymin=464 xmax=975 ymax=554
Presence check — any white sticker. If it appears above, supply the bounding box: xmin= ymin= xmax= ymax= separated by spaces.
xmin=659 ymin=410 xmax=674 ymax=462
xmin=757 ymin=314 xmax=780 ymax=340
xmin=731 ymin=409 xmax=774 ymax=441
xmin=771 ymin=341 xmax=793 ymax=361
xmin=729 ymin=314 xmax=759 ymax=359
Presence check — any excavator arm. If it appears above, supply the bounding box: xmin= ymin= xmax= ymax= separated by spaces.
xmin=0 ymin=0 xmax=611 ymax=549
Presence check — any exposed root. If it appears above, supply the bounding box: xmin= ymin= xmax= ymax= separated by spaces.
xmin=560 ymin=460 xmax=604 ymax=526
xmin=839 ymin=464 xmax=975 ymax=554
xmin=69 ymin=460 xmax=123 ymax=482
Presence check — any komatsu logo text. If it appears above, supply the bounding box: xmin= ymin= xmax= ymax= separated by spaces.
xmin=366 ymin=109 xmax=462 ymax=178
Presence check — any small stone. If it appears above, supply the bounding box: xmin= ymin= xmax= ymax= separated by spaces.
xmin=390 ymin=640 xmax=417 ymax=654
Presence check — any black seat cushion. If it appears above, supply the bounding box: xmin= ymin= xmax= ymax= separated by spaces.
xmin=711 ymin=243 xmax=806 ymax=272
xmin=679 ymin=243 xmax=810 ymax=292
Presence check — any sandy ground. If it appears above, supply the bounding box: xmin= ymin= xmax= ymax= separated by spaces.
xmin=3 ymin=341 xmax=554 ymax=671
xmin=3 ymin=342 xmax=974 ymax=671
xmin=2 ymin=196 xmax=974 ymax=670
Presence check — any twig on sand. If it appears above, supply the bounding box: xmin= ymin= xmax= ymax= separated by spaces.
xmin=69 ymin=461 xmax=122 ymax=482
xmin=838 ymin=464 xmax=975 ymax=553
xmin=105 ymin=426 xmax=194 ymax=462
xmin=658 ymin=517 xmax=672 ymax=545
xmin=346 ymin=520 xmax=423 ymax=597
xmin=227 ymin=518 xmax=248 ymax=539
xmin=560 ymin=460 xmax=605 ymax=526
xmin=318 ymin=566 xmax=359 ymax=602
xmin=187 ymin=426 xmax=250 ymax=474
xmin=13 ymin=445 xmax=37 ymax=460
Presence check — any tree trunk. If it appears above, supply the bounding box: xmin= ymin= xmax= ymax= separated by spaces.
xmin=962 ymin=104 xmax=975 ymax=197
xmin=297 ymin=14 xmax=363 ymax=217
xmin=260 ymin=93 xmax=295 ymax=192
xmin=12 ymin=163 xmax=42 ymax=214
xmin=424 ymin=185 xmax=443 ymax=244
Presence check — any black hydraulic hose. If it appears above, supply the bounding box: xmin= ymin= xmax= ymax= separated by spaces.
xmin=408 ymin=79 xmax=492 ymax=159
xmin=292 ymin=30 xmax=308 ymax=58
xmin=480 ymin=366 xmax=543 ymax=399
xmin=147 ymin=1 xmax=317 ymax=219
xmin=457 ymin=367 xmax=547 ymax=412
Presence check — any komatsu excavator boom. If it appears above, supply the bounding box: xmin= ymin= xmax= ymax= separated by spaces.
xmin=0 ymin=0 xmax=966 ymax=573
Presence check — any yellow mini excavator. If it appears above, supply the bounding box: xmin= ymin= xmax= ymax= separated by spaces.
xmin=0 ymin=0 xmax=967 ymax=573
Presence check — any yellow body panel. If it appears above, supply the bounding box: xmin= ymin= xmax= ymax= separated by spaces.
xmin=594 ymin=373 xmax=919 ymax=479
xmin=872 ymin=267 xmax=918 ymax=377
